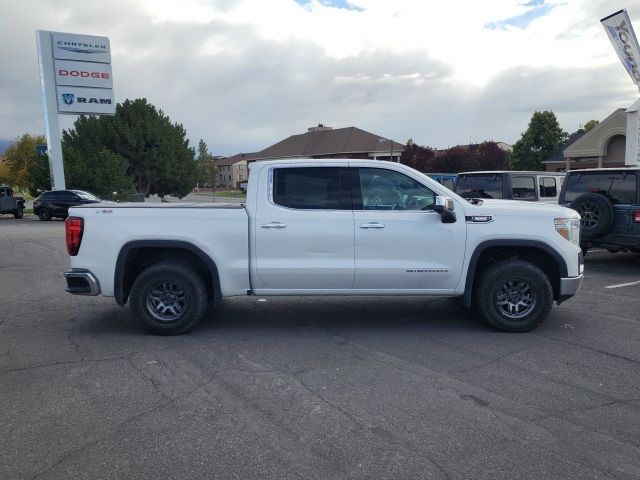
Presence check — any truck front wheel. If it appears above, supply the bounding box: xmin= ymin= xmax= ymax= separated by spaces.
xmin=129 ymin=262 xmax=208 ymax=335
xmin=476 ymin=260 xmax=553 ymax=333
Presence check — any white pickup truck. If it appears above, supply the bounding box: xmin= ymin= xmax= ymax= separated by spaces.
xmin=64 ymin=159 xmax=584 ymax=335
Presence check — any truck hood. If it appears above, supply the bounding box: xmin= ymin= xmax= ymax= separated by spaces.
xmin=460 ymin=199 xmax=580 ymax=219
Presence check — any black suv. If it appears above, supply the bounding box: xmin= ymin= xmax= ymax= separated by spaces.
xmin=33 ymin=190 xmax=101 ymax=221
xmin=559 ymin=168 xmax=640 ymax=254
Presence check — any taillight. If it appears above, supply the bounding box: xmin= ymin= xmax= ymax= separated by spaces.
xmin=65 ymin=217 xmax=84 ymax=256
xmin=634 ymin=210 xmax=640 ymax=223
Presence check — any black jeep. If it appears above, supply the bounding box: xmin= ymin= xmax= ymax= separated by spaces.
xmin=0 ymin=185 xmax=25 ymax=219
xmin=559 ymin=168 xmax=640 ymax=254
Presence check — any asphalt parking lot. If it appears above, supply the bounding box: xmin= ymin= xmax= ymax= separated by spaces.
xmin=1 ymin=216 xmax=639 ymax=479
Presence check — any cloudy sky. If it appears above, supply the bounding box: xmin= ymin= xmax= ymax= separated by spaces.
xmin=0 ymin=0 xmax=639 ymax=155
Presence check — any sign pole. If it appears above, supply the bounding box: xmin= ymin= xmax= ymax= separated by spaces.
xmin=36 ymin=30 xmax=65 ymax=190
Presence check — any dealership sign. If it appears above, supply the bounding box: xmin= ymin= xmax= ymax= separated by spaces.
xmin=36 ymin=30 xmax=116 ymax=190
xmin=46 ymin=31 xmax=115 ymax=115
xmin=601 ymin=10 xmax=640 ymax=86
xmin=601 ymin=10 xmax=640 ymax=166
xmin=51 ymin=32 xmax=111 ymax=63
xmin=54 ymin=60 xmax=113 ymax=89
xmin=57 ymin=86 xmax=115 ymax=114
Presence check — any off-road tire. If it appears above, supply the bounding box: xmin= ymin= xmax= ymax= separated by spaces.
xmin=38 ymin=208 xmax=51 ymax=221
xmin=130 ymin=262 xmax=208 ymax=335
xmin=570 ymin=193 xmax=614 ymax=239
xmin=13 ymin=207 xmax=24 ymax=219
xmin=476 ymin=260 xmax=553 ymax=333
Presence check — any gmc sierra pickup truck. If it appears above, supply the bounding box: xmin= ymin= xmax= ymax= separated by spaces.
xmin=64 ymin=159 xmax=584 ymax=335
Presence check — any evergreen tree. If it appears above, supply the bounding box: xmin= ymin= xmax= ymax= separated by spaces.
xmin=64 ymin=147 xmax=132 ymax=200
xmin=62 ymin=98 xmax=196 ymax=198
xmin=510 ymin=111 xmax=567 ymax=170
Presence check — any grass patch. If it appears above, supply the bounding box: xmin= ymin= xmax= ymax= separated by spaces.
xmin=214 ymin=191 xmax=246 ymax=198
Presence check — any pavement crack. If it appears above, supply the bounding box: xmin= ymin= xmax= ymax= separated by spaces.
xmin=533 ymin=333 xmax=640 ymax=366
xmin=127 ymin=356 xmax=172 ymax=402
xmin=29 ymin=380 xmax=212 ymax=479
xmin=532 ymin=399 xmax=630 ymax=421
xmin=66 ymin=328 xmax=83 ymax=361
xmin=450 ymin=345 xmax=534 ymax=374
xmin=0 ymin=356 xmax=130 ymax=374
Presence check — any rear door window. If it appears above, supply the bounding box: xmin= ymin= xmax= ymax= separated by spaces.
xmin=272 ymin=167 xmax=349 ymax=210
xmin=564 ymin=172 xmax=638 ymax=204
xmin=511 ymin=176 xmax=536 ymax=200
xmin=455 ymin=174 xmax=503 ymax=199
xmin=539 ymin=177 xmax=558 ymax=198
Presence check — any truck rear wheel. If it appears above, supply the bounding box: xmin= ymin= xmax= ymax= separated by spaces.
xmin=476 ymin=260 xmax=553 ymax=333
xmin=130 ymin=262 xmax=208 ymax=335
xmin=13 ymin=207 xmax=23 ymax=219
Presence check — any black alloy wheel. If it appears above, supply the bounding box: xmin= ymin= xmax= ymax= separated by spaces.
xmin=38 ymin=208 xmax=51 ymax=221
xmin=476 ymin=259 xmax=553 ymax=332
xmin=130 ymin=262 xmax=209 ymax=335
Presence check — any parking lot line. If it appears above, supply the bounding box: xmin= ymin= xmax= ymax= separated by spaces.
xmin=605 ymin=280 xmax=640 ymax=289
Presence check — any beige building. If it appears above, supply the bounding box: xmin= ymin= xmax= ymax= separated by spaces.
xmin=543 ymin=109 xmax=627 ymax=172
xmin=214 ymin=154 xmax=252 ymax=189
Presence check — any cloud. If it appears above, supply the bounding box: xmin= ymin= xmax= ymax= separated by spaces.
xmin=0 ymin=0 xmax=638 ymax=154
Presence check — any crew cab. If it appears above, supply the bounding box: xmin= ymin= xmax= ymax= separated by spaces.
xmin=64 ymin=159 xmax=584 ymax=335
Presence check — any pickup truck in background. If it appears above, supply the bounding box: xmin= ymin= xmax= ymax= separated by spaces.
xmin=64 ymin=159 xmax=584 ymax=335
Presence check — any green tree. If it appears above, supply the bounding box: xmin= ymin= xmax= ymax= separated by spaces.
xmin=27 ymin=151 xmax=51 ymax=196
xmin=584 ymin=119 xmax=599 ymax=132
xmin=1 ymin=134 xmax=46 ymax=189
xmin=510 ymin=111 xmax=567 ymax=170
xmin=62 ymin=98 xmax=196 ymax=198
xmin=64 ymin=147 xmax=132 ymax=200
xmin=196 ymin=139 xmax=211 ymax=189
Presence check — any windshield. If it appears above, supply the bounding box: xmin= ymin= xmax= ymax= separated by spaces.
xmin=73 ymin=191 xmax=101 ymax=201
xmin=455 ymin=174 xmax=503 ymax=199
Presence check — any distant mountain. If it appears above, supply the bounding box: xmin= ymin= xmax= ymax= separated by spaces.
xmin=0 ymin=139 xmax=13 ymax=154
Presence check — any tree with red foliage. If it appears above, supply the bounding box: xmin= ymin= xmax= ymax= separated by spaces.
xmin=427 ymin=141 xmax=509 ymax=173
xmin=428 ymin=146 xmax=472 ymax=173
xmin=400 ymin=139 xmax=434 ymax=173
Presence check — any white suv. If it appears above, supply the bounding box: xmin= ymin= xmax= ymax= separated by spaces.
xmin=456 ymin=171 xmax=565 ymax=204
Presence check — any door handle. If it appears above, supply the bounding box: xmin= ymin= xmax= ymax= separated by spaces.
xmin=261 ymin=222 xmax=287 ymax=229
xmin=359 ymin=222 xmax=385 ymax=229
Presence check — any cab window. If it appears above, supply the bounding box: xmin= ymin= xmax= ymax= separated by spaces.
xmin=511 ymin=176 xmax=536 ymax=200
xmin=355 ymin=168 xmax=435 ymax=211
xmin=272 ymin=167 xmax=349 ymax=210
xmin=456 ymin=174 xmax=503 ymax=199
xmin=539 ymin=177 xmax=557 ymax=197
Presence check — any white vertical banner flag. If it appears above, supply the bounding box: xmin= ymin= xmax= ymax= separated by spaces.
xmin=601 ymin=9 xmax=640 ymax=89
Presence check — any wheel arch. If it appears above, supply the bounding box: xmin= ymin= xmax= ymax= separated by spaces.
xmin=462 ymin=240 xmax=568 ymax=308
xmin=114 ymin=240 xmax=221 ymax=306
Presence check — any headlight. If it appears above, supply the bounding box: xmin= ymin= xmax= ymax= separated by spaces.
xmin=555 ymin=218 xmax=580 ymax=246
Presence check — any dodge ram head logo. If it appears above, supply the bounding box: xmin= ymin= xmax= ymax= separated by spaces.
xmin=61 ymin=93 xmax=74 ymax=105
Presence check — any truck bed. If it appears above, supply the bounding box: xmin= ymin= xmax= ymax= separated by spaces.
xmin=68 ymin=203 xmax=251 ymax=298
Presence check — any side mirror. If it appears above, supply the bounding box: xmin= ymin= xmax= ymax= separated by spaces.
xmin=434 ymin=196 xmax=457 ymax=223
